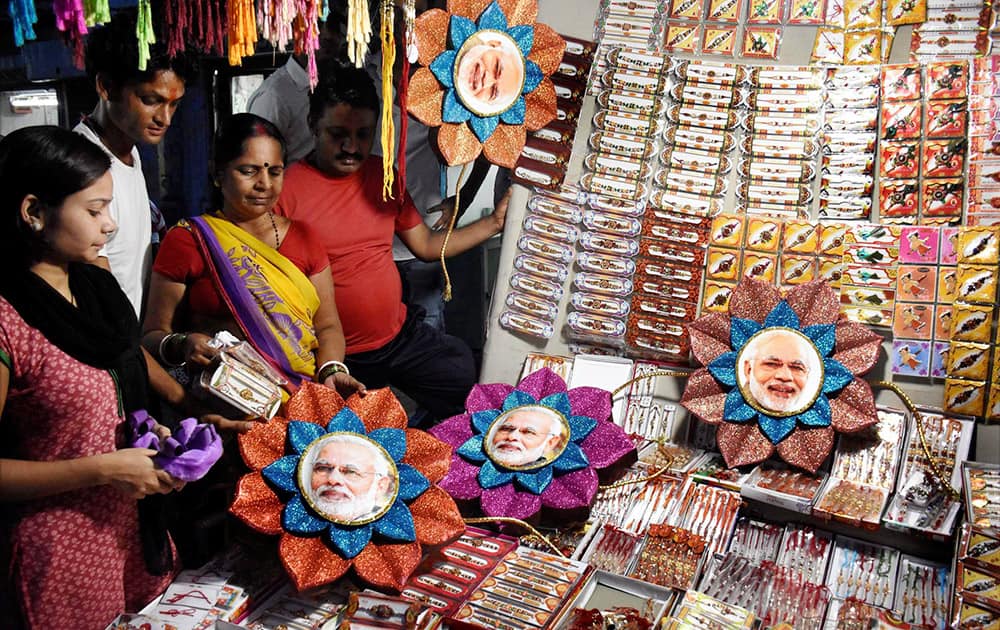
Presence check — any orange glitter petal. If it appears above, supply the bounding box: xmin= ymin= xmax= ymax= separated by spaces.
xmin=483 ymin=124 xmax=526 ymax=168
xmin=404 ymin=429 xmax=453 ymax=483
xmin=448 ymin=0 xmax=492 ymax=20
xmin=527 ymin=24 xmax=565 ymax=76
xmin=229 ymin=472 xmax=283 ymax=535
xmin=439 ymin=123 xmax=483 ymax=165
xmin=524 ymin=79 xmax=557 ymax=131
xmin=279 ymin=534 xmax=351 ymax=591
xmin=415 ymin=9 xmax=449 ymax=67
xmin=407 ymin=68 xmax=444 ymax=127
xmin=410 ymin=486 xmax=465 ymax=545
xmin=354 ymin=541 xmax=422 ymax=590
xmin=499 ymin=0 xmax=538 ymax=25
xmin=348 ymin=387 xmax=408 ymax=431
xmin=238 ymin=417 xmax=289 ymax=471
xmin=284 ymin=381 xmax=346 ymax=426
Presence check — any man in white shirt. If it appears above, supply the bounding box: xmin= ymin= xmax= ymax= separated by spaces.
xmin=75 ymin=14 xmax=191 ymax=317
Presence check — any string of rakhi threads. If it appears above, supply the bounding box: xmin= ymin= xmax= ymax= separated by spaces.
xmin=396 ymin=0 xmax=416 ymax=200
xmin=136 ymin=0 xmax=155 ymax=70
xmin=83 ymin=0 xmax=109 ymax=27
xmin=9 ymin=0 xmax=38 ymax=47
xmin=258 ymin=0 xmax=296 ymax=52
xmin=346 ymin=0 xmax=371 ymax=66
xmin=292 ymin=0 xmax=321 ymax=87
xmin=227 ymin=0 xmax=257 ymax=65
xmin=380 ymin=0 xmax=396 ymax=200
xmin=176 ymin=0 xmax=225 ymax=56
xmin=440 ymin=161 xmax=470 ymax=302
xmin=463 ymin=517 xmax=568 ymax=558
xmin=52 ymin=0 xmax=87 ymax=66
xmin=163 ymin=0 xmax=187 ymax=56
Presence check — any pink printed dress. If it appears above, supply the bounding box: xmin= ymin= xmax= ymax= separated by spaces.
xmin=0 ymin=298 xmax=174 ymax=629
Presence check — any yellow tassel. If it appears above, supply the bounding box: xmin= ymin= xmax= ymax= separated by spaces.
xmin=380 ymin=0 xmax=395 ymax=201
xmin=440 ymin=161 xmax=470 ymax=302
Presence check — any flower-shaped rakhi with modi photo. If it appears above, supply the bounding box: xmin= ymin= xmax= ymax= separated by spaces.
xmin=430 ymin=368 xmax=636 ymax=521
xmin=681 ymin=279 xmax=884 ymax=473
xmin=407 ymin=0 xmax=564 ymax=167
xmin=230 ymin=383 xmax=464 ymax=591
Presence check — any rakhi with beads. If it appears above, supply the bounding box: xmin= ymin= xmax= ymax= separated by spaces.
xmin=227 ymin=0 xmax=257 ymax=65
xmin=346 ymin=0 xmax=371 ymax=67
xmin=9 ymin=0 xmax=37 ymax=47
xmin=137 ymin=0 xmax=155 ymax=70
xmin=52 ymin=0 xmax=87 ymax=67
xmin=380 ymin=0 xmax=396 ymax=200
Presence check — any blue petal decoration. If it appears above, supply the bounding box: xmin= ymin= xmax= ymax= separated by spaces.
xmin=325 ymin=408 xmax=366 ymax=435
xmin=551 ymin=442 xmax=589 ymax=472
xmin=287 ymin=421 xmax=327 ymax=454
xmin=471 ymin=409 xmax=501 ymax=434
xmin=449 ymin=15 xmax=476 ymax=48
xmin=822 ymin=358 xmax=854 ymax=394
xmin=456 ymin=435 xmax=487 ymax=462
xmin=730 ymin=317 xmax=763 ymax=350
xmin=798 ymin=395 xmax=832 ymax=427
xmin=803 ymin=324 xmax=836 ymax=358
xmin=478 ymin=460 xmax=515 ymax=488
xmin=503 ymin=390 xmax=536 ymax=411
xmin=262 ymin=455 xmax=301 ymax=494
xmin=368 ymin=428 xmax=406 ymax=462
xmin=540 ymin=392 xmax=571 ymax=418
xmin=708 ymin=352 xmax=738 ymax=387
xmin=443 ymin=90 xmax=473 ymax=123
xmin=567 ymin=414 xmax=598 ymax=441
xmin=724 ymin=389 xmax=757 ymax=422
xmin=328 ymin=522 xmax=372 ymax=559
xmin=470 ymin=115 xmax=499 ymax=143
xmin=500 ymin=96 xmax=526 ymax=125
xmin=396 ymin=464 xmax=430 ymax=501
xmin=508 ymin=25 xmax=534 ymax=56
xmin=477 ymin=0 xmax=508 ymax=30
xmin=523 ymin=60 xmax=543 ymax=93
xmin=764 ymin=301 xmax=800 ymax=329
xmin=373 ymin=501 xmax=416 ymax=542
xmin=515 ymin=465 xmax=552 ymax=494
xmin=429 ymin=50 xmax=458 ymax=88
xmin=758 ymin=414 xmax=797 ymax=444
xmin=282 ymin=495 xmax=329 ymax=535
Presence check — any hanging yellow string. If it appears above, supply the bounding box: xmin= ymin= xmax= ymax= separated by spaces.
xmin=462 ymin=517 xmax=568 ymax=558
xmin=227 ymin=0 xmax=258 ymax=66
xmin=346 ymin=0 xmax=371 ymax=67
xmin=380 ymin=0 xmax=395 ymax=201
xmin=440 ymin=161 xmax=470 ymax=302
xmin=136 ymin=0 xmax=155 ymax=71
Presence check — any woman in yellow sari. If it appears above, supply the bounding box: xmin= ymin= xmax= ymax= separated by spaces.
xmin=143 ymin=114 xmax=364 ymax=426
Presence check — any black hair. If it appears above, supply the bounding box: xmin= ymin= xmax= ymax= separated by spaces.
xmin=0 ymin=126 xmax=111 ymax=267
xmin=214 ymin=113 xmax=288 ymax=169
xmin=85 ymin=11 xmax=195 ymax=90
xmin=308 ymin=64 xmax=380 ymax=125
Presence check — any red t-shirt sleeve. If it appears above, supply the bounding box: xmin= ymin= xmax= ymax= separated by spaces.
xmin=153 ymin=225 xmax=205 ymax=281
xmin=394 ymin=188 xmax=423 ymax=234
xmin=279 ymin=221 xmax=330 ymax=277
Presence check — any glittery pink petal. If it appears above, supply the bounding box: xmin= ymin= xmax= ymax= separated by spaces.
xmin=680 ymin=368 xmax=727 ymax=425
xmin=833 ymin=321 xmax=884 ymax=375
xmin=716 ymin=422 xmax=774 ymax=468
xmin=729 ymin=280 xmax=782 ymax=323
xmin=438 ymin=456 xmax=483 ymax=500
xmin=517 ymin=367 xmax=567 ymax=400
xmin=688 ymin=312 xmax=733 ymax=367
xmin=567 ymin=386 xmax=612 ymax=422
xmin=465 ymin=382 xmax=515 ymax=413
xmin=481 ymin=484 xmax=542 ymax=520
xmin=829 ymin=379 xmax=879 ymax=434
xmin=776 ymin=426 xmax=834 ymax=473
xmin=580 ymin=421 xmax=635 ymax=468
xmin=785 ymin=280 xmax=840 ymax=327
xmin=429 ymin=413 xmax=474 ymax=447
xmin=541 ymin=468 xmax=598 ymax=509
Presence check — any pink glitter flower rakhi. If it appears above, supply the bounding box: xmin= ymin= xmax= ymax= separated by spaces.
xmin=681 ymin=279 xmax=883 ymax=473
xmin=430 ymin=368 xmax=636 ymax=521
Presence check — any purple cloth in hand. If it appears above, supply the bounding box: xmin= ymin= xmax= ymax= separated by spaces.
xmin=126 ymin=411 xmax=224 ymax=482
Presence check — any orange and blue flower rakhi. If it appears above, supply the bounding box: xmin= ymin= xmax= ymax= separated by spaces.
xmin=681 ymin=280 xmax=884 ymax=473
xmin=230 ymin=383 xmax=464 ymax=591
xmin=430 ymin=369 xmax=636 ymax=521
xmin=406 ymin=0 xmax=564 ymax=167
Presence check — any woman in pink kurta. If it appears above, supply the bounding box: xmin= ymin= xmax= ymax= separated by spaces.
xmin=0 ymin=127 xmax=185 ymax=629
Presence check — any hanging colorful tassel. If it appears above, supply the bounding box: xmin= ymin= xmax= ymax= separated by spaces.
xmin=346 ymin=0 xmax=371 ymax=67
xmin=402 ymin=0 xmax=416 ymax=63
xmin=9 ymin=0 xmax=38 ymax=47
xmin=292 ymin=0 xmax=320 ymax=87
xmin=397 ymin=52 xmax=410 ymax=202
xmin=379 ymin=0 xmax=395 ymax=200
xmin=52 ymin=0 xmax=87 ymax=67
xmin=227 ymin=0 xmax=257 ymax=65
xmin=136 ymin=0 xmax=155 ymax=70
xmin=83 ymin=0 xmax=109 ymax=28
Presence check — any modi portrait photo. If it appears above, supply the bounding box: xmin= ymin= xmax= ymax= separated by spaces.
xmin=485 ymin=405 xmax=570 ymax=470
xmin=299 ymin=434 xmax=398 ymax=524
xmin=454 ymin=30 xmax=525 ymax=116
xmin=737 ymin=328 xmax=823 ymax=416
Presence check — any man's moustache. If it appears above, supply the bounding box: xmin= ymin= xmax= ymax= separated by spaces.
xmin=336 ymin=153 xmax=364 ymax=161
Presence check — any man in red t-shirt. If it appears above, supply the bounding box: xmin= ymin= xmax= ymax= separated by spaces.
xmin=276 ymin=65 xmax=508 ymax=422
